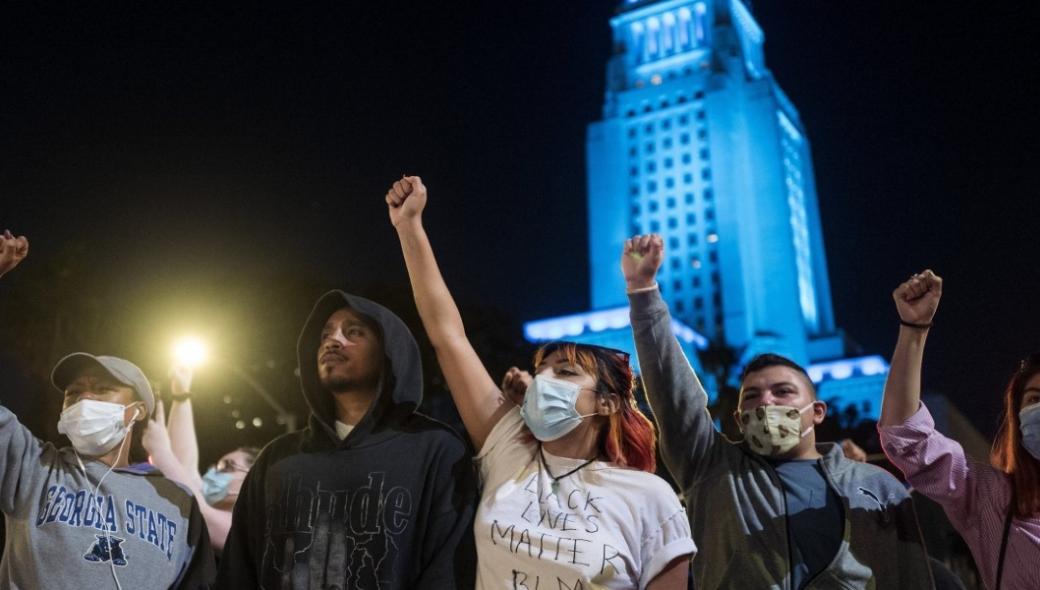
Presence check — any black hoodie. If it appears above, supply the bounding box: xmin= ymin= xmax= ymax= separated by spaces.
xmin=217 ymin=291 xmax=476 ymax=589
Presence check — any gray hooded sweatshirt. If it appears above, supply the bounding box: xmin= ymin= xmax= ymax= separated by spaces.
xmin=0 ymin=406 xmax=215 ymax=589
xmin=629 ymin=289 xmax=933 ymax=589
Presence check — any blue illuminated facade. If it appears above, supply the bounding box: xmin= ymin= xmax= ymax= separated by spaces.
xmin=525 ymin=0 xmax=887 ymax=418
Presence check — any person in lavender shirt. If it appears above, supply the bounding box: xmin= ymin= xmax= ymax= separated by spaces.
xmin=878 ymin=270 xmax=1040 ymax=589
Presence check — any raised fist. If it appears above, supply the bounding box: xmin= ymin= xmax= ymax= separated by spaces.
xmin=501 ymin=366 xmax=533 ymax=407
xmin=893 ymin=269 xmax=942 ymax=326
xmin=0 ymin=230 xmax=29 ymax=278
xmin=385 ymin=176 xmax=427 ymax=227
xmin=169 ymin=364 xmax=195 ymax=397
xmin=621 ymin=234 xmax=664 ymax=291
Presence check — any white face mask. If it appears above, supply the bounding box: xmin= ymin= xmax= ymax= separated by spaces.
xmin=520 ymin=376 xmax=598 ymax=442
xmin=57 ymin=400 xmax=137 ymax=457
xmin=739 ymin=402 xmax=816 ymax=456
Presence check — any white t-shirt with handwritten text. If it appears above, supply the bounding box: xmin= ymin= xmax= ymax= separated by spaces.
xmin=474 ymin=407 xmax=695 ymax=589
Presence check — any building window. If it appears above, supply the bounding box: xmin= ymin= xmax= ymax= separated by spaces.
xmin=630 ymin=185 xmax=640 ymax=196
xmin=665 ymin=177 xmax=675 ymax=188
xmin=704 ymin=188 xmax=713 ymax=200
xmin=644 ymin=123 xmax=654 ymax=134
xmin=671 ymin=258 xmax=680 ymax=270
xmin=666 ymin=197 xmax=676 ymax=209
xmin=685 ymin=192 xmax=694 ymax=204
xmin=669 ymin=237 xmax=679 ymax=250
xmin=681 ymin=153 xmax=692 ymax=164
xmin=691 ymin=256 xmax=702 ymax=269
xmin=629 ymin=147 xmax=638 ymax=157
xmin=696 ymin=110 xmax=706 ymax=121
xmin=692 ymin=276 xmax=701 ymax=288
xmin=687 ymin=233 xmax=698 ymax=246
xmin=694 ymin=297 xmax=704 ymax=310
xmin=645 ymin=142 xmax=655 ymax=154
xmin=628 ymin=128 xmax=637 ymax=138
xmin=701 ymin=168 xmax=712 ymax=180
xmin=651 ymin=221 xmax=660 ymax=232
xmin=706 ymin=232 xmax=719 ymax=243
xmin=680 ymin=133 xmax=691 ymax=145
xmin=683 ymin=173 xmax=693 ymax=184
xmin=663 ymin=137 xmax=673 ymax=149
xmin=705 ymin=208 xmax=715 ymax=221
xmin=646 ymin=161 xmax=656 ymax=173
xmin=709 ymin=251 xmax=718 ymax=263
xmin=676 ymin=300 xmax=685 ymax=313
xmin=679 ymin=114 xmax=689 ymax=126
xmin=664 ymin=157 xmax=674 ymax=169
xmin=668 ymin=217 xmax=678 ymax=229
xmin=631 ymin=204 xmax=640 ymax=215
xmin=647 ymin=181 xmax=657 ymax=194
xmin=662 ymin=119 xmax=672 ymax=131
xmin=699 ymin=148 xmax=710 ymax=160
xmin=629 ymin=167 xmax=639 ymax=177
xmin=648 ymin=200 xmax=659 ymax=212
xmin=711 ymin=271 xmax=720 ymax=284
xmin=673 ymin=279 xmax=682 ymax=292
xmin=686 ymin=212 xmax=697 ymax=224
xmin=697 ymin=128 xmax=708 ymax=139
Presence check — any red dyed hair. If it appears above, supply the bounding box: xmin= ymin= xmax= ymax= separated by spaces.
xmin=533 ymin=342 xmax=657 ymax=472
xmin=991 ymin=357 xmax=1040 ymax=518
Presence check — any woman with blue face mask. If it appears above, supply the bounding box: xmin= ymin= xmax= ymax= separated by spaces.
xmin=386 ymin=176 xmax=695 ymax=589
xmin=142 ymin=364 xmax=258 ymax=552
xmin=878 ymin=270 xmax=1040 ymax=589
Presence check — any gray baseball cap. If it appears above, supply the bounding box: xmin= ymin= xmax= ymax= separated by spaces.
xmin=51 ymin=353 xmax=156 ymax=415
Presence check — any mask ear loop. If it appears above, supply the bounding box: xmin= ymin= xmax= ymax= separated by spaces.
xmin=74 ymin=407 xmax=139 ymax=590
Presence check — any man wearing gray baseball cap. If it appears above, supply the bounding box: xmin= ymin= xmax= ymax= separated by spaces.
xmin=0 ymin=230 xmax=215 ymax=589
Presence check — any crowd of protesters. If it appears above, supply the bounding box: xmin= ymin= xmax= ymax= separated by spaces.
xmin=1 ymin=175 xmax=1039 ymax=589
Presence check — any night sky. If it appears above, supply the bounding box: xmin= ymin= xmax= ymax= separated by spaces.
xmin=1 ymin=1 xmax=1037 ymax=451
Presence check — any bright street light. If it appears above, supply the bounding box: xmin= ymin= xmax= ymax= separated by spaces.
xmin=172 ymin=337 xmax=209 ymax=368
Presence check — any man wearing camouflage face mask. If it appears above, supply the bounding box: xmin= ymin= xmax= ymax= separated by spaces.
xmin=623 ymin=234 xmax=934 ymax=589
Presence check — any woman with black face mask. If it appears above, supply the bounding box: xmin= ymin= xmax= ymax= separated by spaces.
xmin=878 ymin=270 xmax=1040 ymax=589
xmin=385 ymin=176 xmax=695 ymax=590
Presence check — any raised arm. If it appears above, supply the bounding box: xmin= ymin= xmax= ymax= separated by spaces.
xmin=623 ymin=235 xmax=722 ymax=487
xmin=386 ymin=177 xmax=511 ymax=450
xmin=879 ymin=270 xmax=941 ymax=427
xmin=143 ymin=403 xmax=232 ymax=550
xmin=0 ymin=230 xmax=29 ymax=279
xmin=165 ymin=364 xmax=203 ymax=489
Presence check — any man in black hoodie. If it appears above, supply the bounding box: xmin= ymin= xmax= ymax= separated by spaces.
xmin=217 ymin=291 xmax=476 ymax=589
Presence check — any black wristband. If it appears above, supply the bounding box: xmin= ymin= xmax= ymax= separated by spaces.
xmin=900 ymin=319 xmax=932 ymax=330
xmin=170 ymin=392 xmax=192 ymax=402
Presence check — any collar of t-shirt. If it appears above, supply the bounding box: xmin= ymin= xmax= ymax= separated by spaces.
xmin=334 ymin=420 xmax=355 ymax=440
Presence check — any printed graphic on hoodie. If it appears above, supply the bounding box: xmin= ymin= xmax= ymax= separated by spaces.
xmin=35 ymin=484 xmax=182 ymax=565
xmin=261 ymin=473 xmax=413 ymax=587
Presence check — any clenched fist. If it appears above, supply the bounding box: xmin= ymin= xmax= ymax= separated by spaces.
xmin=893 ymin=269 xmax=942 ymax=327
xmin=501 ymin=366 xmax=533 ymax=407
xmin=385 ymin=176 xmax=427 ymax=228
xmin=621 ymin=234 xmax=664 ymax=291
xmin=0 ymin=230 xmax=29 ymax=278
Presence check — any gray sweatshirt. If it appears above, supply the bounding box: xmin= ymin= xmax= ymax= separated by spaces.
xmin=629 ymin=289 xmax=933 ymax=589
xmin=0 ymin=405 xmax=214 ymax=589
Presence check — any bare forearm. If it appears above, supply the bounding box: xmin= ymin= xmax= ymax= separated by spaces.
xmin=394 ymin=220 xmax=467 ymax=346
xmin=879 ymin=327 xmax=929 ymax=426
xmin=167 ymin=399 xmax=201 ymax=480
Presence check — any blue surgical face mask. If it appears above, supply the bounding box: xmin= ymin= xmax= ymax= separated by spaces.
xmin=201 ymin=467 xmax=235 ymax=506
xmin=520 ymin=375 xmax=598 ymax=442
xmin=1019 ymin=403 xmax=1040 ymax=461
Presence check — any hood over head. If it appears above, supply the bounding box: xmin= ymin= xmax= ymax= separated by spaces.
xmin=297 ymin=290 xmax=422 ymax=447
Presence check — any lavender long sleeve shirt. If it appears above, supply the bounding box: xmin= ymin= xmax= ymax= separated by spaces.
xmin=879 ymin=404 xmax=1040 ymax=589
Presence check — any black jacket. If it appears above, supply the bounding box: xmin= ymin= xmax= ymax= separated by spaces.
xmin=217 ymin=291 xmax=476 ymax=589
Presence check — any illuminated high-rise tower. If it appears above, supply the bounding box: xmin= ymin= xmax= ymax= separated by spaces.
xmin=525 ymin=0 xmax=888 ymax=415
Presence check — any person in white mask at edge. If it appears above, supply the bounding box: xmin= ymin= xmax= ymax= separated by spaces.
xmin=142 ymin=363 xmax=258 ymax=552
xmin=878 ymin=270 xmax=1040 ymax=589
xmin=0 ymin=229 xmax=215 ymax=589
xmin=385 ymin=177 xmax=695 ymax=589
xmin=622 ymin=234 xmax=935 ymax=590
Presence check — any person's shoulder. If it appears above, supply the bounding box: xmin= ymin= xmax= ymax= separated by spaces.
xmin=401 ymin=412 xmax=468 ymax=446
xmin=837 ymin=457 xmax=911 ymax=499
xmin=602 ymin=465 xmax=682 ymax=504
